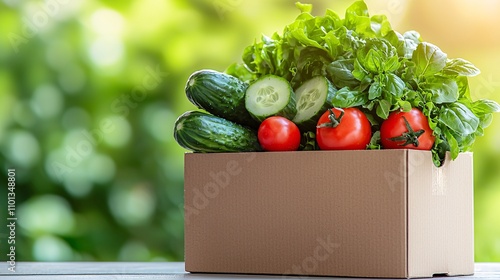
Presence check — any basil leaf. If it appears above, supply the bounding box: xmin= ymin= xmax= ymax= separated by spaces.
xmin=331 ymin=87 xmax=368 ymax=108
xmin=421 ymin=76 xmax=459 ymax=104
xmin=443 ymin=128 xmax=459 ymax=159
xmin=356 ymin=38 xmax=400 ymax=73
xmin=384 ymin=30 xmax=420 ymax=59
xmin=368 ymin=82 xmax=382 ymax=100
xmin=326 ymin=59 xmax=359 ymax=89
xmin=359 ymin=48 xmax=383 ymax=73
xmin=453 ymin=131 xmax=475 ymax=151
xmin=471 ymin=99 xmax=500 ymax=115
xmin=368 ymin=73 xmax=404 ymax=99
xmin=352 ymin=57 xmax=370 ymax=82
xmin=412 ymin=42 xmax=447 ymax=77
xmin=367 ymin=131 xmax=381 ymax=149
xmin=385 ymin=72 xmax=405 ymax=98
xmin=442 ymin=58 xmax=481 ymax=77
xmin=477 ymin=114 xmax=493 ymax=133
xmin=456 ymin=76 xmax=471 ymax=99
xmin=364 ymin=109 xmax=379 ymax=125
xmin=439 ymin=103 xmax=480 ymax=136
xmin=376 ymin=99 xmax=391 ymax=119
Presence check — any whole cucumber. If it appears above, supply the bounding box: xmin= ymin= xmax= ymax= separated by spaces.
xmin=173 ymin=111 xmax=261 ymax=153
xmin=185 ymin=69 xmax=259 ymax=128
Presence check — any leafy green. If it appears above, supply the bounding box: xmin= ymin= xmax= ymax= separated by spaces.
xmin=472 ymin=99 xmax=500 ymax=115
xmin=226 ymin=0 xmax=499 ymax=164
xmin=331 ymin=87 xmax=368 ymax=108
xmin=295 ymin=2 xmax=312 ymax=13
xmin=412 ymin=42 xmax=447 ymax=77
xmin=385 ymin=73 xmax=405 ymax=97
xmin=344 ymin=1 xmax=371 ymax=35
xmin=326 ymin=59 xmax=359 ymax=89
xmin=376 ymin=99 xmax=391 ymax=119
xmin=299 ymin=131 xmax=317 ymax=150
xmin=439 ymin=103 xmax=479 ymax=136
xmin=443 ymin=58 xmax=481 ymax=77
xmin=421 ymin=76 xmax=459 ymax=104
xmin=401 ymin=31 xmax=421 ymax=58
xmin=356 ymin=38 xmax=400 ymax=73
xmin=367 ymin=130 xmax=381 ymax=149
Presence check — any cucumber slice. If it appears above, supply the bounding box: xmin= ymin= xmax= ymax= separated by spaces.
xmin=245 ymin=75 xmax=297 ymax=122
xmin=292 ymin=76 xmax=337 ymax=131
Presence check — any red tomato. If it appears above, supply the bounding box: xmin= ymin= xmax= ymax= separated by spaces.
xmin=258 ymin=116 xmax=301 ymax=151
xmin=316 ymin=108 xmax=371 ymax=150
xmin=380 ymin=108 xmax=435 ymax=150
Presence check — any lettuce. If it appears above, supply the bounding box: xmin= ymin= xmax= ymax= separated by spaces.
xmin=226 ymin=0 xmax=499 ymax=166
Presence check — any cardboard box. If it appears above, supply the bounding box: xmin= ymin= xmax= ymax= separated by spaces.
xmin=184 ymin=150 xmax=474 ymax=278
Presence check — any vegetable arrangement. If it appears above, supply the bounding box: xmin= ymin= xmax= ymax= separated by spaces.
xmin=174 ymin=1 xmax=499 ymax=166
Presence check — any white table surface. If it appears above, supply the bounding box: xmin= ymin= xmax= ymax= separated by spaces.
xmin=1 ymin=262 xmax=499 ymax=279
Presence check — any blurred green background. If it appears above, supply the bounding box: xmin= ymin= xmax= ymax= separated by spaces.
xmin=0 ymin=0 xmax=499 ymax=262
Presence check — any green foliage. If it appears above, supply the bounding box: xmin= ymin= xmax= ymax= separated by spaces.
xmin=228 ymin=1 xmax=499 ymax=167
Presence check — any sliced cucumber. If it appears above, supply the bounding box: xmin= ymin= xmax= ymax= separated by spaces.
xmin=245 ymin=75 xmax=297 ymax=122
xmin=292 ymin=76 xmax=337 ymax=131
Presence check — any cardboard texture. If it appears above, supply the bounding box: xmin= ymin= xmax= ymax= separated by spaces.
xmin=184 ymin=150 xmax=473 ymax=278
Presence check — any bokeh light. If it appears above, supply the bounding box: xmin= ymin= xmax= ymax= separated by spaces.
xmin=118 ymin=240 xmax=151 ymax=261
xmin=18 ymin=195 xmax=75 ymax=235
xmin=30 ymin=84 xmax=64 ymax=119
xmin=33 ymin=235 xmax=74 ymax=261
xmin=2 ymin=130 xmax=40 ymax=168
xmin=101 ymin=115 xmax=132 ymax=148
xmin=108 ymin=182 xmax=156 ymax=227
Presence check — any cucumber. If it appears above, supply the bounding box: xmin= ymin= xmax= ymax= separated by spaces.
xmin=292 ymin=76 xmax=337 ymax=131
xmin=245 ymin=75 xmax=297 ymax=122
xmin=174 ymin=111 xmax=261 ymax=153
xmin=185 ymin=69 xmax=259 ymax=128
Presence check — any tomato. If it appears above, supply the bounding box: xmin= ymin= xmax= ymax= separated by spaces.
xmin=316 ymin=108 xmax=371 ymax=150
xmin=258 ymin=116 xmax=301 ymax=151
xmin=380 ymin=108 xmax=435 ymax=150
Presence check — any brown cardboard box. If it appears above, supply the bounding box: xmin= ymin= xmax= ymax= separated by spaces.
xmin=184 ymin=149 xmax=474 ymax=278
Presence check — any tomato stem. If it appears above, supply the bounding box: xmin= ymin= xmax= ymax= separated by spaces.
xmin=388 ymin=116 xmax=425 ymax=147
xmin=317 ymin=108 xmax=344 ymax=128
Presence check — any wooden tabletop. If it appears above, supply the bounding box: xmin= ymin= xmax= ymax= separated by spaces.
xmin=2 ymin=262 xmax=499 ymax=279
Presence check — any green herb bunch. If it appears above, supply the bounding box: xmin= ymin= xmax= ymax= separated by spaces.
xmin=227 ymin=1 xmax=500 ymax=166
